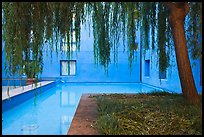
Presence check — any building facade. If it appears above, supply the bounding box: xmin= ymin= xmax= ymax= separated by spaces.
xmin=2 ymin=18 xmax=202 ymax=93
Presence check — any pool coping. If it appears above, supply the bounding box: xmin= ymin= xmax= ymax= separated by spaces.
xmin=2 ymin=81 xmax=54 ymax=101
xmin=67 ymin=94 xmax=101 ymax=135
xmin=67 ymin=93 xmax=143 ymax=135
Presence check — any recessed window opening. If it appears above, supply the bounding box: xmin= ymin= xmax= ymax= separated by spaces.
xmin=60 ymin=60 xmax=76 ymax=76
xmin=145 ymin=60 xmax=150 ymax=77
xmin=61 ymin=30 xmax=77 ymax=52
xmin=159 ymin=69 xmax=167 ymax=79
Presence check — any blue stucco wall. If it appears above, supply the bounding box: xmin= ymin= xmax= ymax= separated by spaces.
xmin=26 ymin=21 xmax=141 ymax=82
xmin=141 ymin=26 xmax=202 ymax=94
xmin=2 ymin=41 xmax=5 ymax=78
xmin=141 ymin=48 xmax=202 ymax=94
xmin=2 ymin=19 xmax=202 ymax=93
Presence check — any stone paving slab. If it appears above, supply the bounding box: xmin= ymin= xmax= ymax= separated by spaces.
xmin=2 ymin=81 xmax=54 ymax=100
xmin=2 ymin=86 xmax=21 ymax=92
xmin=67 ymin=94 xmax=100 ymax=135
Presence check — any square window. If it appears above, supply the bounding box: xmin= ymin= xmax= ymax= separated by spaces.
xmin=61 ymin=61 xmax=69 ymax=76
xmin=145 ymin=60 xmax=150 ymax=77
xmin=159 ymin=69 xmax=167 ymax=79
xmin=60 ymin=60 xmax=76 ymax=76
xmin=60 ymin=30 xmax=77 ymax=52
xmin=71 ymin=30 xmax=76 ymax=43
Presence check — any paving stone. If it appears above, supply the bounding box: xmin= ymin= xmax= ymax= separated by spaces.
xmin=68 ymin=94 xmax=100 ymax=135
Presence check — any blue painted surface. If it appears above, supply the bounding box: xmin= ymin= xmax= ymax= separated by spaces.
xmin=141 ymin=24 xmax=202 ymax=93
xmin=142 ymin=52 xmax=202 ymax=94
xmin=1 ymin=13 xmax=202 ymax=135
xmin=38 ymin=23 xmax=141 ymax=82
xmin=2 ymin=82 xmax=163 ymax=135
xmin=2 ymin=82 xmax=56 ymax=112
xmin=144 ymin=60 xmax=150 ymax=76
xmin=2 ymin=41 xmax=6 ymax=78
xmin=2 ymin=18 xmax=202 ymax=93
xmin=2 ymin=79 xmax=27 ymax=86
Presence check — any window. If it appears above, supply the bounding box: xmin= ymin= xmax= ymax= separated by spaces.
xmin=145 ymin=60 xmax=150 ymax=77
xmin=61 ymin=13 xmax=77 ymax=52
xmin=61 ymin=31 xmax=77 ymax=52
xmin=60 ymin=60 xmax=76 ymax=76
xmin=159 ymin=47 xmax=167 ymax=79
xmin=159 ymin=69 xmax=167 ymax=79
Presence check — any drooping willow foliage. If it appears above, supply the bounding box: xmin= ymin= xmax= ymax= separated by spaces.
xmin=139 ymin=2 xmax=171 ymax=74
xmin=157 ymin=3 xmax=170 ymax=73
xmin=186 ymin=2 xmax=202 ymax=60
xmin=2 ymin=2 xmax=202 ymax=78
xmin=139 ymin=2 xmax=202 ymax=75
xmin=2 ymin=2 xmax=85 ymax=78
xmin=92 ymin=3 xmax=111 ymax=73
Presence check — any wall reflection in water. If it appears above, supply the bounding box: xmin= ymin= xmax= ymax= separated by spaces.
xmin=59 ymin=86 xmax=78 ymax=134
xmin=21 ymin=108 xmax=39 ymax=135
xmin=60 ymin=91 xmax=77 ymax=107
xmin=60 ymin=115 xmax=73 ymax=135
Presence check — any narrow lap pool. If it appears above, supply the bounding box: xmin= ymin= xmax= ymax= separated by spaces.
xmin=2 ymin=82 xmax=163 ymax=135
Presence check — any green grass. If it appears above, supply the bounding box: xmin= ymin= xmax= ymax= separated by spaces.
xmin=91 ymin=91 xmax=202 ymax=135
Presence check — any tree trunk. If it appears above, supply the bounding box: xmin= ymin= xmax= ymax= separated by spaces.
xmin=165 ymin=2 xmax=200 ymax=105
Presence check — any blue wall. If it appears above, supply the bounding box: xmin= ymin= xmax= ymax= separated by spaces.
xmin=2 ymin=41 xmax=6 ymax=78
xmin=141 ymin=48 xmax=202 ymax=94
xmin=2 ymin=19 xmax=202 ymax=93
xmin=18 ymin=21 xmax=140 ymax=82
xmin=140 ymin=26 xmax=202 ymax=94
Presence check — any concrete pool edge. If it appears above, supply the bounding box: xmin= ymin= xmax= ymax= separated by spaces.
xmin=2 ymin=81 xmax=55 ymax=101
xmin=68 ymin=90 xmax=172 ymax=135
xmin=68 ymin=94 xmax=100 ymax=135
xmin=2 ymin=81 xmax=56 ymax=112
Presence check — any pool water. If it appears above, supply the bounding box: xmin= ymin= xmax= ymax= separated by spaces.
xmin=2 ymin=83 xmax=162 ymax=135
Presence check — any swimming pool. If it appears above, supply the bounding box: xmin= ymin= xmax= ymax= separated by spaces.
xmin=2 ymin=82 xmax=163 ymax=135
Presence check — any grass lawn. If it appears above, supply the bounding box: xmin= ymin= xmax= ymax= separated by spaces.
xmin=92 ymin=91 xmax=202 ymax=135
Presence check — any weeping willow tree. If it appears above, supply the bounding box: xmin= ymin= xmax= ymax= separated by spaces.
xmin=2 ymin=2 xmax=85 ymax=81
xmin=2 ymin=2 xmax=202 ymax=105
xmin=164 ymin=2 xmax=202 ymax=105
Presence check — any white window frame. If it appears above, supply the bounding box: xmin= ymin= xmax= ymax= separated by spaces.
xmin=60 ymin=60 xmax=76 ymax=76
